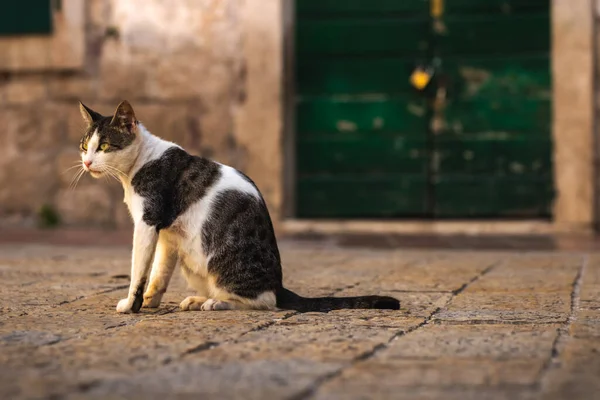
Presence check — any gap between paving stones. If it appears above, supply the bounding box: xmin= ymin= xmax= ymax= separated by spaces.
xmin=56 ymin=285 xmax=130 ymax=306
xmin=536 ymin=255 xmax=587 ymax=390
xmin=286 ymin=258 xmax=504 ymax=400
xmin=8 ymin=284 xmax=145 ymax=347
xmin=175 ymin=282 xmax=363 ymax=362
xmin=175 ymin=282 xmax=361 ymax=361
xmin=73 ymin=281 xmax=360 ymax=369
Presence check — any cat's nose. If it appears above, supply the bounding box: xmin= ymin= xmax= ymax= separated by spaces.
xmin=83 ymin=160 xmax=92 ymax=168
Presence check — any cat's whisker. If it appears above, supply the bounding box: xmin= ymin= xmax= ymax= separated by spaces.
xmin=106 ymin=171 xmax=120 ymax=183
xmin=68 ymin=167 xmax=83 ymax=188
xmin=62 ymin=164 xmax=84 ymax=174
xmin=102 ymin=167 xmax=122 ymax=184
xmin=71 ymin=173 xmax=84 ymax=191
xmin=104 ymin=166 xmax=128 ymax=184
xmin=105 ymin=165 xmax=127 ymax=178
xmin=72 ymin=167 xmax=87 ymax=190
xmin=69 ymin=168 xmax=86 ymax=190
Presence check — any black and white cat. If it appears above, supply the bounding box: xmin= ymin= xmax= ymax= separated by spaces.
xmin=78 ymin=101 xmax=400 ymax=313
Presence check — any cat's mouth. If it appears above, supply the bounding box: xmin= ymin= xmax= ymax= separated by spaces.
xmin=88 ymin=169 xmax=103 ymax=178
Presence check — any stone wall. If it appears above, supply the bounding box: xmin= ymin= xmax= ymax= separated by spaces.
xmin=0 ymin=0 xmax=283 ymax=230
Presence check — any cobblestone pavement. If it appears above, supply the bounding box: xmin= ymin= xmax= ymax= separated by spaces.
xmin=1 ymin=237 xmax=599 ymax=400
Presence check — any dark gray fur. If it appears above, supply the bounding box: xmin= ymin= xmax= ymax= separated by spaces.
xmin=130 ymin=147 xmax=400 ymax=311
xmin=131 ymin=278 xmax=146 ymax=313
xmin=131 ymin=147 xmax=221 ymax=231
xmin=202 ymin=189 xmax=282 ymax=299
xmin=79 ymin=103 xmax=136 ymax=152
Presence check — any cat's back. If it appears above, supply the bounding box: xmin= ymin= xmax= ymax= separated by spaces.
xmin=131 ymin=145 xmax=266 ymax=234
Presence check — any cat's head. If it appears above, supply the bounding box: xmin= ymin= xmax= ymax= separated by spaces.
xmin=78 ymin=101 xmax=140 ymax=179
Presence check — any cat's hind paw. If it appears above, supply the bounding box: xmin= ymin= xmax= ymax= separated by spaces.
xmin=179 ymin=296 xmax=208 ymax=311
xmin=201 ymin=298 xmax=232 ymax=311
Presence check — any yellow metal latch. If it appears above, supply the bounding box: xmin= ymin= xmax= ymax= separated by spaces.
xmin=431 ymin=0 xmax=444 ymax=18
xmin=409 ymin=67 xmax=433 ymax=90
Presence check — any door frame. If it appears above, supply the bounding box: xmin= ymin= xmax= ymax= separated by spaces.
xmin=282 ymin=0 xmax=296 ymax=219
xmin=281 ymin=0 xmax=598 ymax=234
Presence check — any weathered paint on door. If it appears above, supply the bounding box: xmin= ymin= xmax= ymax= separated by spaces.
xmin=294 ymin=0 xmax=553 ymax=218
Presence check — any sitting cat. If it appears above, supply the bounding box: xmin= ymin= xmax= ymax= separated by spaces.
xmin=78 ymin=100 xmax=400 ymax=313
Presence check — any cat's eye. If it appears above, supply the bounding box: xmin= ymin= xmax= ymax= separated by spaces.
xmin=81 ymin=143 xmax=87 ymax=152
xmin=99 ymin=143 xmax=110 ymax=151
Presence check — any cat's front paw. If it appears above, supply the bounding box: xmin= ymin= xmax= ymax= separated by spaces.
xmin=142 ymin=293 xmax=162 ymax=308
xmin=116 ymin=298 xmax=134 ymax=313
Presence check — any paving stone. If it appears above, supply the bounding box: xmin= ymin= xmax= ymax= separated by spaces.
xmin=313 ymin=386 xmax=539 ymax=400
xmin=313 ymin=359 xmax=543 ymax=400
xmin=467 ymin=255 xmax=582 ymax=293
xmin=381 ymin=324 xmax=559 ymax=360
xmin=373 ymin=253 xmax=501 ymax=292
xmin=197 ymin=313 xmax=420 ymax=364
xmin=72 ymin=359 xmax=342 ymax=400
xmin=436 ymin=292 xmax=571 ymax=323
xmin=570 ymin=310 xmax=600 ymax=338
xmin=580 ymin=255 xmax=600 ymax=309
xmin=541 ymin=338 xmax=600 ymax=400
xmin=0 ymin=242 xmax=598 ymax=400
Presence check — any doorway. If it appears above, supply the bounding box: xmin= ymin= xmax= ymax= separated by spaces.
xmin=293 ymin=0 xmax=553 ymax=219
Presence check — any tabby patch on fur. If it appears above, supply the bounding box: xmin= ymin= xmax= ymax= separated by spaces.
xmin=78 ymin=100 xmax=400 ymax=313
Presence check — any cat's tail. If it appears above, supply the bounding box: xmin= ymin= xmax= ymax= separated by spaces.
xmin=276 ymin=287 xmax=400 ymax=312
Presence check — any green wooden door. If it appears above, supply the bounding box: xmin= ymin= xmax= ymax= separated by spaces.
xmin=294 ymin=0 xmax=553 ymax=218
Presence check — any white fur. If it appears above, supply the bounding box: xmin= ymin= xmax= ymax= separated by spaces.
xmin=85 ymin=122 xmax=276 ymax=313
xmin=83 ymin=130 xmax=99 ymax=159
xmin=150 ymin=162 xmax=275 ymax=312
xmin=142 ymin=236 xmax=178 ymax=308
xmin=168 ymin=163 xmax=261 ymax=278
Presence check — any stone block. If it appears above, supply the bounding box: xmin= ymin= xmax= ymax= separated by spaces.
xmin=81 ymin=359 xmax=340 ymax=400
xmin=316 ymin=358 xmax=545 ymax=394
xmin=0 ymin=106 xmax=64 ymax=213
xmin=0 ymin=105 xmax=67 ymax=152
xmin=235 ymin=0 xmax=283 ymax=223
xmin=381 ymin=324 xmax=559 ymax=360
xmin=48 ymin=76 xmax=97 ymax=101
xmin=3 ymin=77 xmax=47 ymax=105
xmin=54 ymin=185 xmax=114 ymax=226
xmin=133 ymin=104 xmax=194 ymax=149
xmin=542 ymin=337 xmax=600 ymax=400
xmin=316 ymin=377 xmax=539 ymax=400
xmin=436 ymin=292 xmax=571 ymax=323
xmin=570 ymin=310 xmax=600 ymax=338
xmin=98 ymin=40 xmax=152 ymax=101
xmin=552 ymin=0 xmax=594 ymax=225
xmin=146 ymin=54 xmax=208 ymax=100
xmin=374 ymin=254 xmax=500 ymax=292
xmin=0 ymin=151 xmax=58 ymax=215
xmin=466 ymin=255 xmax=582 ymax=293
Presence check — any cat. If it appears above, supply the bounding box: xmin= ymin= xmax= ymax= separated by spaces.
xmin=78 ymin=100 xmax=400 ymax=313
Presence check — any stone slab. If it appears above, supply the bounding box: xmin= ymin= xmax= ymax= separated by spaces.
xmin=0 ymin=242 xmax=598 ymax=400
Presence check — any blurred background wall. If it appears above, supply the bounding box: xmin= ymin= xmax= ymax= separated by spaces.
xmin=0 ymin=0 xmax=596 ymax=234
xmin=0 ymin=0 xmax=282 ymax=229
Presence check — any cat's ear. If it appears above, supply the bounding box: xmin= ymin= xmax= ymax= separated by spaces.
xmin=79 ymin=102 xmax=103 ymax=125
xmin=110 ymin=100 xmax=137 ymax=133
